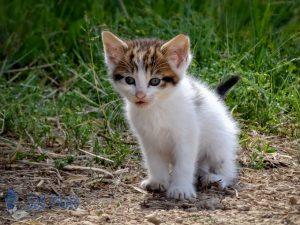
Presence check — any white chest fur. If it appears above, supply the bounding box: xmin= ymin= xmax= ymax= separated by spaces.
xmin=126 ymin=79 xmax=199 ymax=153
xmin=124 ymin=77 xmax=239 ymax=200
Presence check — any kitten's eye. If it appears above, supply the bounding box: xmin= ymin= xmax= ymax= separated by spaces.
xmin=125 ymin=76 xmax=135 ymax=85
xmin=162 ymin=76 xmax=174 ymax=83
xmin=113 ymin=74 xmax=124 ymax=81
xmin=149 ymin=78 xmax=161 ymax=86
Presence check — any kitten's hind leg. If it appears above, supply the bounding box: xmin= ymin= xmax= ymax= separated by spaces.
xmin=213 ymin=158 xmax=237 ymax=188
xmin=141 ymin=150 xmax=170 ymax=192
xmin=198 ymin=157 xmax=237 ymax=189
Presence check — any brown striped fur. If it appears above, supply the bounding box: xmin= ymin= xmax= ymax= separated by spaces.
xmin=112 ymin=39 xmax=180 ymax=87
xmin=102 ymin=31 xmax=191 ymax=108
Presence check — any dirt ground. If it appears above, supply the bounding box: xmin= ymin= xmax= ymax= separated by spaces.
xmin=1 ymin=132 xmax=299 ymax=225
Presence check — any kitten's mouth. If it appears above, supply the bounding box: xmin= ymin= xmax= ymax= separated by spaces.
xmin=135 ymin=100 xmax=148 ymax=106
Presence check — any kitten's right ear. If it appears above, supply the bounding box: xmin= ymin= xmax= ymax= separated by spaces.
xmin=102 ymin=31 xmax=128 ymax=71
xmin=161 ymin=34 xmax=191 ymax=75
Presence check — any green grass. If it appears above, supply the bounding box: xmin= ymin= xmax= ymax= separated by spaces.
xmin=0 ymin=0 xmax=299 ymax=166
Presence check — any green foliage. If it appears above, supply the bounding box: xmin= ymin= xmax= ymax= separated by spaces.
xmin=250 ymin=144 xmax=278 ymax=169
xmin=0 ymin=0 xmax=299 ymax=165
xmin=54 ymin=155 xmax=76 ymax=169
xmin=15 ymin=151 xmax=47 ymax=162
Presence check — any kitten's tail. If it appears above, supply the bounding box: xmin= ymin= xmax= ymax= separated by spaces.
xmin=216 ymin=75 xmax=240 ymax=98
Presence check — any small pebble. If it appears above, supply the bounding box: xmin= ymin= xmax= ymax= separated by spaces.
xmin=100 ymin=213 xmax=111 ymax=222
xmin=70 ymin=209 xmax=89 ymax=216
xmin=86 ymin=215 xmax=101 ymax=222
xmin=237 ymin=205 xmax=250 ymax=211
xmin=145 ymin=213 xmax=161 ymax=225
xmin=289 ymin=197 xmax=297 ymax=205
xmin=81 ymin=222 xmax=97 ymax=225
xmin=175 ymin=218 xmax=183 ymax=223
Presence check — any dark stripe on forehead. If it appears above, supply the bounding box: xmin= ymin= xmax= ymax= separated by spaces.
xmin=151 ymin=55 xmax=155 ymax=66
xmin=113 ymin=38 xmax=180 ymax=87
xmin=142 ymin=49 xmax=149 ymax=72
xmin=130 ymin=51 xmax=134 ymax=61
xmin=128 ymin=39 xmax=165 ymax=49
xmin=147 ymin=47 xmax=155 ymax=75
xmin=133 ymin=61 xmax=138 ymax=73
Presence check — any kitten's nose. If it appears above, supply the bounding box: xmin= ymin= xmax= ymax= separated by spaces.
xmin=135 ymin=91 xmax=146 ymax=99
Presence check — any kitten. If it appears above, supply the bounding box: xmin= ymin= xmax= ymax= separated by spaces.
xmin=102 ymin=31 xmax=239 ymax=200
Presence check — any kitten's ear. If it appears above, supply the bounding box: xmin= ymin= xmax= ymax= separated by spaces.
xmin=102 ymin=31 xmax=128 ymax=71
xmin=161 ymin=34 xmax=191 ymax=74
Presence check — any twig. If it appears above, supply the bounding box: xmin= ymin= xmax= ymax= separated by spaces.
xmin=25 ymin=129 xmax=37 ymax=147
xmin=66 ymin=175 xmax=89 ymax=184
xmin=52 ymin=167 xmax=63 ymax=182
xmin=37 ymin=179 xmax=44 ymax=187
xmin=85 ymin=177 xmax=106 ymax=186
xmin=49 ymin=182 xmax=60 ymax=195
xmin=234 ymin=188 xmax=239 ymax=198
xmin=0 ymin=216 xmax=14 ymax=222
xmin=0 ymin=112 xmax=4 ymax=134
xmin=63 ymin=165 xmax=113 ymax=177
xmin=3 ymin=64 xmax=54 ymax=73
xmin=118 ymin=0 xmax=129 ymax=19
xmin=98 ymin=132 xmax=113 ymax=142
xmin=78 ymin=148 xmax=114 ymax=163
xmin=113 ymin=168 xmax=129 ymax=175
xmin=13 ymin=160 xmax=62 ymax=184
xmin=18 ymin=160 xmax=49 ymax=167
xmin=46 ymin=151 xmax=86 ymax=160
xmin=18 ymin=160 xmax=113 ymax=177
xmin=0 ymin=137 xmax=18 ymax=146
xmin=129 ymin=185 xmax=148 ymax=195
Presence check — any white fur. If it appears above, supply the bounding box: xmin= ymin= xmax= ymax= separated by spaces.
xmin=102 ymin=32 xmax=239 ymax=200
xmin=125 ymin=75 xmax=239 ymax=200
xmin=109 ymin=60 xmax=239 ymax=200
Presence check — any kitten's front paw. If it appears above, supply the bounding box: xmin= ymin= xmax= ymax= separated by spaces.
xmin=167 ymin=184 xmax=196 ymax=200
xmin=141 ymin=179 xmax=169 ymax=192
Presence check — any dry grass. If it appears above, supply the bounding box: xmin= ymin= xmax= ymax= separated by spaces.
xmin=0 ymin=132 xmax=299 ymax=225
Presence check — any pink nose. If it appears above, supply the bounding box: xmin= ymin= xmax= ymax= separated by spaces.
xmin=135 ymin=91 xmax=146 ymax=99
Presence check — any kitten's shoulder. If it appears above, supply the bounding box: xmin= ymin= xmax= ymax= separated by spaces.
xmin=183 ymin=76 xmax=218 ymax=98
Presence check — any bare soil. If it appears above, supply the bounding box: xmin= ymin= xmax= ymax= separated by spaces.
xmin=0 ymin=132 xmax=299 ymax=225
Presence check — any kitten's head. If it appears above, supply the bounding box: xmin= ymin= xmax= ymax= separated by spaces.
xmin=102 ymin=31 xmax=191 ymax=108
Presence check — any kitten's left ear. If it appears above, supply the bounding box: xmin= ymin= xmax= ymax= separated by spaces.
xmin=102 ymin=31 xmax=128 ymax=71
xmin=161 ymin=34 xmax=192 ymax=74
